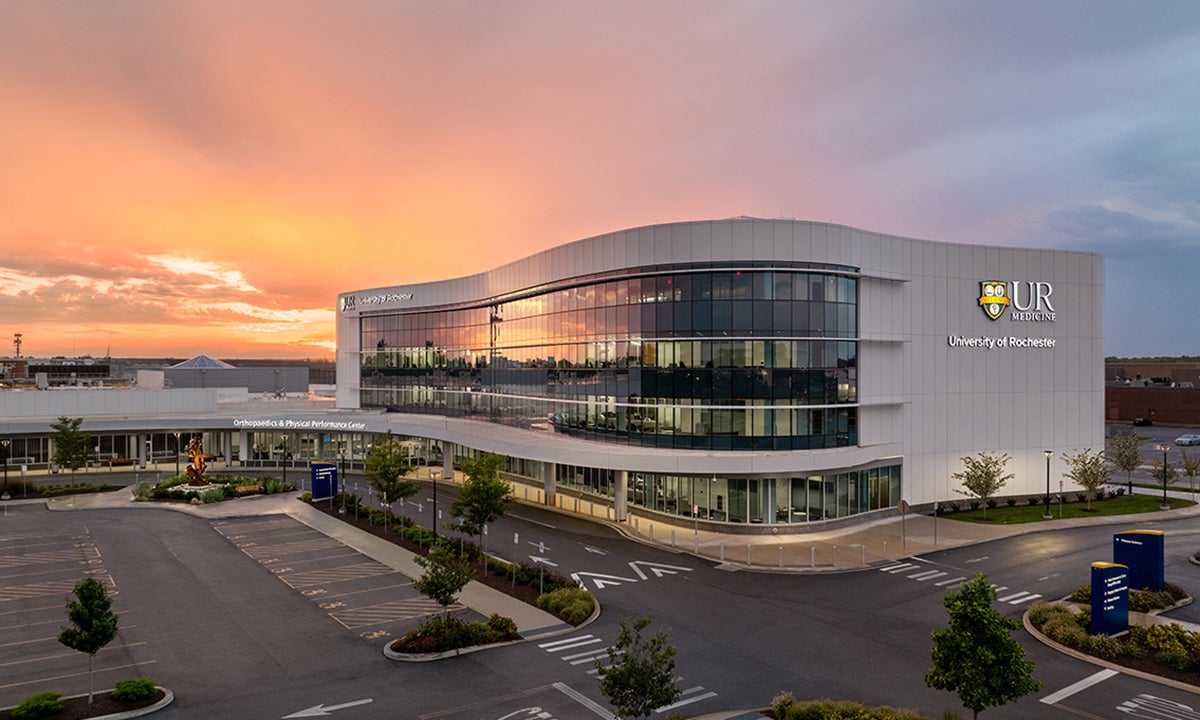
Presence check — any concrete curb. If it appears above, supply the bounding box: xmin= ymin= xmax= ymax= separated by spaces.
xmin=1023 ymin=604 xmax=1200 ymax=696
xmin=0 ymin=687 xmax=174 ymax=720
xmin=383 ymin=588 xmax=602 ymax=662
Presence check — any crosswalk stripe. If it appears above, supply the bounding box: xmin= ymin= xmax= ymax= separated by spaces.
xmin=540 ymin=635 xmax=603 ymax=652
xmin=883 ymin=563 xmax=919 ymax=574
xmin=908 ymin=570 xmax=945 ymax=581
xmin=934 ymin=576 xmax=967 ymax=586
xmin=1002 ymin=592 xmax=1042 ymax=605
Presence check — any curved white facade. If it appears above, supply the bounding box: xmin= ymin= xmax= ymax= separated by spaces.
xmin=336 ymin=218 xmax=1104 ymax=522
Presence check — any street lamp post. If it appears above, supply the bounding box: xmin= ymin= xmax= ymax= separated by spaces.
xmin=1158 ymin=443 xmax=1171 ymax=510
xmin=1043 ymin=450 xmax=1053 ymax=519
xmin=1 ymin=439 xmax=10 ymax=500
xmin=430 ymin=467 xmax=442 ymax=538
xmin=281 ymin=434 xmax=289 ymax=486
xmin=173 ymin=432 xmax=181 ymax=478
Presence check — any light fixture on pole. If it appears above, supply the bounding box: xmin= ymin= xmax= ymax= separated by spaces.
xmin=1158 ymin=443 xmax=1170 ymax=510
xmin=173 ymin=432 xmax=181 ymax=478
xmin=1043 ymin=450 xmax=1053 ymax=519
xmin=281 ymin=434 xmax=289 ymax=486
xmin=430 ymin=467 xmax=442 ymax=538
xmin=1 ymin=439 xmax=10 ymax=500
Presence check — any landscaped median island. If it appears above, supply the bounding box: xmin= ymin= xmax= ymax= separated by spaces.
xmin=0 ymin=682 xmax=171 ymax=720
xmin=304 ymin=492 xmax=596 ymax=659
xmin=1025 ymin=584 xmax=1200 ymax=687
xmin=935 ymin=490 xmax=1194 ymax=524
xmin=132 ymin=474 xmax=295 ymax=504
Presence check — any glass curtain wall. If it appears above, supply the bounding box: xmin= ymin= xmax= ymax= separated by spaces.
xmin=360 ymin=267 xmax=859 ymax=451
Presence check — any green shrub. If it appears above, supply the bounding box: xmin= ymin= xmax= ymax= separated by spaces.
xmin=1027 ymin=496 xmax=1042 ymax=507
xmin=985 ymin=498 xmax=997 ymax=509
xmin=486 ymin=613 xmax=518 ymax=639
xmin=132 ymin=483 xmax=152 ymax=500
xmin=968 ymin=499 xmax=980 ymax=510
xmin=1005 ymin=497 xmax=1017 ymax=507
xmin=771 ymin=691 xmax=799 ymax=718
xmin=1157 ymin=650 xmax=1191 ymax=671
xmin=1027 ymin=601 xmax=1074 ymax=628
xmin=1076 ymin=492 xmax=1088 ymax=503
xmin=536 ymin=587 xmax=595 ymax=624
xmin=12 ymin=692 xmax=64 ymax=719
xmin=1042 ymin=615 xmax=1087 ymax=648
xmin=1068 ymin=585 xmax=1091 ymax=602
xmin=1082 ymin=634 xmax=1120 ymax=660
xmin=1129 ymin=623 xmax=1189 ymax=656
xmin=768 ymin=698 xmax=930 ymax=720
xmin=112 ymin=677 xmax=157 ymax=701
xmin=201 ymin=488 xmax=225 ymax=504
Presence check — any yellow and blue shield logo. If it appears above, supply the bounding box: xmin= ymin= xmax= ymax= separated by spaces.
xmin=978 ymin=281 xmax=1008 ymax=321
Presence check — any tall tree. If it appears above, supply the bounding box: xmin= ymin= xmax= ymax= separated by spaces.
xmin=1151 ymin=454 xmax=1178 ymax=510
xmin=926 ymin=573 xmax=1040 ymax=719
xmin=364 ymin=433 xmax=421 ymax=517
xmin=1107 ymin=430 xmax=1145 ymax=495
xmin=952 ymin=452 xmax=1013 ymax=519
xmin=450 ymin=453 xmax=513 ymax=561
xmin=412 ymin=544 xmax=472 ymax=620
xmin=1061 ymin=448 xmax=1109 ymax=510
xmin=1180 ymin=449 xmax=1200 ymax=498
xmin=58 ymin=578 xmax=120 ymax=705
xmin=596 ymin=615 xmax=682 ymax=720
xmin=50 ymin=416 xmax=89 ymax=484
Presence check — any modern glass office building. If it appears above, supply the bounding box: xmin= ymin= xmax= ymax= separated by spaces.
xmin=336 ymin=218 xmax=1104 ymax=530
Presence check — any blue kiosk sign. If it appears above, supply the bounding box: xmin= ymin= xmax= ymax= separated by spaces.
xmin=1090 ymin=562 xmax=1129 ymax=637
xmin=311 ymin=462 xmax=338 ymax=501
xmin=1113 ymin=530 xmax=1164 ymax=592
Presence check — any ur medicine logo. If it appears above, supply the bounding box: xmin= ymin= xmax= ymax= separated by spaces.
xmin=979 ymin=281 xmax=1008 ymax=320
xmin=340 ymin=295 xmax=356 ymax=312
xmin=977 ymin=280 xmax=1056 ymax=322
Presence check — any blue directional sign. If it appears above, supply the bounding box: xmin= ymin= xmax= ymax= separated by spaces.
xmin=1090 ymin=562 xmax=1129 ymax=637
xmin=1113 ymin=530 xmax=1164 ymax=591
xmin=310 ymin=462 xmax=338 ymax=501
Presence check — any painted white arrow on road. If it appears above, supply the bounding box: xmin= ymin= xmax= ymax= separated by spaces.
xmin=571 ymin=571 xmax=639 ymax=589
xmin=283 ymin=699 xmax=373 ymax=718
xmin=529 ymin=556 xmax=559 ymax=567
xmin=583 ymin=545 xmax=608 ymax=555
xmin=628 ymin=560 xmax=692 ymax=580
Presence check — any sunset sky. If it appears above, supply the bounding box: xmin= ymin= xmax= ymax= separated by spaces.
xmin=2 ymin=1 xmax=1198 ymax=360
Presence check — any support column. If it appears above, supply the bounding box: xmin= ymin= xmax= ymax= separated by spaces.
xmin=238 ymin=430 xmax=250 ymax=465
xmin=615 ymin=470 xmax=628 ymax=522
xmin=441 ymin=442 xmax=455 ymax=482
xmin=136 ymin=433 xmax=147 ymax=469
xmin=543 ymin=461 xmax=556 ymax=507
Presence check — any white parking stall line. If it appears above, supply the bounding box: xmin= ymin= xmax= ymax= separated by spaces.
xmin=1040 ymin=669 xmax=1118 ymax=705
xmin=908 ymin=570 xmax=946 ymax=581
xmin=655 ymin=687 xmax=718 ymax=713
xmin=934 ymin=576 xmax=967 ymax=587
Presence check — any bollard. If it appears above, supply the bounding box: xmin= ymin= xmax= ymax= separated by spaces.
xmin=833 ymin=545 xmax=838 ymax=567
xmin=747 ymin=544 xmax=751 ymax=566
xmin=883 ymin=540 xmax=887 ymax=560
xmin=649 ymin=524 xmax=654 ymax=541
xmin=810 ymin=546 xmax=815 ymax=568
xmin=695 ymin=533 xmax=699 ymax=554
xmin=671 ymin=529 xmax=676 ymax=548
xmin=779 ymin=546 xmax=783 ymax=568
xmin=860 ymin=544 xmax=866 ymax=565
xmin=720 ymin=540 xmax=726 ymax=562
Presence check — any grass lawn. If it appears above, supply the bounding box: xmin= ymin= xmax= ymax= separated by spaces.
xmin=942 ymin=494 xmax=1195 ymax=524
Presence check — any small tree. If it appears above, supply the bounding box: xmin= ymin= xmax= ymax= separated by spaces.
xmin=1179 ymin=449 xmax=1199 ymax=498
xmin=596 ymin=615 xmax=682 ymax=719
xmin=925 ymin=573 xmax=1040 ymax=719
xmin=364 ymin=433 xmax=421 ymax=518
xmin=952 ymin=452 xmax=1013 ymax=519
xmin=1107 ymin=430 xmax=1144 ymax=494
xmin=50 ymin=416 xmax=89 ymax=484
xmin=1061 ymin=448 xmax=1109 ymax=510
xmin=450 ymin=453 xmax=513 ymax=562
xmin=412 ymin=543 xmax=473 ymax=619
xmin=58 ymin=577 xmax=120 ymax=705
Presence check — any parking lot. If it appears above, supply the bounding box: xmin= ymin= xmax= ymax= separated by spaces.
xmin=210 ymin=515 xmax=469 ymax=644
xmin=0 ymin=504 xmax=157 ymax=705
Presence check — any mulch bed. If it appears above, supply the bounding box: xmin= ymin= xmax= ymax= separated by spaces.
xmin=0 ymin=689 xmax=163 ymax=720
xmin=306 ymin=501 xmax=543 ymax=608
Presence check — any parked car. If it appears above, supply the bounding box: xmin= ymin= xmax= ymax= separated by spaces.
xmin=1133 ymin=417 xmax=1153 ymax=426
xmin=1175 ymin=434 xmax=1200 ymax=446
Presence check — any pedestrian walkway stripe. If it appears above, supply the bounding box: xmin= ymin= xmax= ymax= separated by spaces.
xmin=540 ymin=634 xmax=603 ymax=652
xmin=934 ymin=576 xmax=966 ymax=586
xmin=998 ymin=591 xmax=1042 ymax=605
xmin=907 ymin=570 xmax=945 ymax=581
xmin=880 ymin=563 xmax=918 ymax=574
xmin=656 ymin=687 xmax=719 ymax=713
xmin=1040 ymin=669 xmax=1118 ymax=704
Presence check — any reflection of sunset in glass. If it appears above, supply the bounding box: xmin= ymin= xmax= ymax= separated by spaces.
xmin=1 ymin=3 xmax=1197 ymax=358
